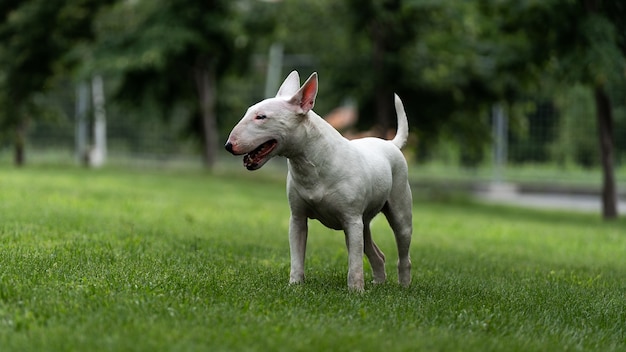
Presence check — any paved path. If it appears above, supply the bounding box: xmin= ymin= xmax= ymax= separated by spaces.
xmin=476 ymin=188 xmax=626 ymax=213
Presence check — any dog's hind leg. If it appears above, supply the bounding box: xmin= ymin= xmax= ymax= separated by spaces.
xmin=383 ymin=187 xmax=413 ymax=287
xmin=363 ymin=221 xmax=386 ymax=284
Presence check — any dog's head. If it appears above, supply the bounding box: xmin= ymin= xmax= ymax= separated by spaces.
xmin=225 ymin=71 xmax=318 ymax=170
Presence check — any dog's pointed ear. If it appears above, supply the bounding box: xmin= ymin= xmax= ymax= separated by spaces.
xmin=289 ymin=72 xmax=318 ymax=114
xmin=276 ymin=71 xmax=301 ymax=98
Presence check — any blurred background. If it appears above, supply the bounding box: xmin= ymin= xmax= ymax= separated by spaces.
xmin=0 ymin=0 xmax=624 ymax=218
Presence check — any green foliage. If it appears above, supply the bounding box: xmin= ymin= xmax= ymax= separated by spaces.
xmin=0 ymin=0 xmax=112 ymax=106
xmin=483 ymin=0 xmax=626 ymax=87
xmin=89 ymin=0 xmax=254 ymax=127
xmin=0 ymin=167 xmax=625 ymax=351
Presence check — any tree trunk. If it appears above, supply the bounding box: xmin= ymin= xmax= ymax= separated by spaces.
xmin=593 ymin=85 xmax=618 ymax=219
xmin=194 ymin=63 xmax=218 ymax=168
xmin=14 ymin=119 xmax=27 ymax=167
xmin=75 ymin=81 xmax=90 ymax=165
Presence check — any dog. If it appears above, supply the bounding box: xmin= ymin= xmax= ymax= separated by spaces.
xmin=225 ymin=71 xmax=412 ymax=291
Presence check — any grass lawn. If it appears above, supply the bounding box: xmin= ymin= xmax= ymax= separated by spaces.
xmin=0 ymin=165 xmax=624 ymax=351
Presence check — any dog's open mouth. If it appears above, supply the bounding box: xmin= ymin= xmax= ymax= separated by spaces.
xmin=243 ymin=139 xmax=278 ymax=170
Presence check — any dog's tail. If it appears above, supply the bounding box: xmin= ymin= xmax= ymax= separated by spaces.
xmin=391 ymin=94 xmax=409 ymax=149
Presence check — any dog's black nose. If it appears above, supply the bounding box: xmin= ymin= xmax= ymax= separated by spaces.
xmin=225 ymin=141 xmax=234 ymax=154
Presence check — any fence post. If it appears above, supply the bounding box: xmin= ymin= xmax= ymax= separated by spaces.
xmin=90 ymin=75 xmax=107 ymax=167
xmin=264 ymin=42 xmax=284 ymax=98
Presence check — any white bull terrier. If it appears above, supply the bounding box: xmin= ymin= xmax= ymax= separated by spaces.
xmin=225 ymin=71 xmax=412 ymax=291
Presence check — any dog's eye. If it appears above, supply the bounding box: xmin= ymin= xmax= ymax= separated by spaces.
xmin=255 ymin=114 xmax=267 ymax=120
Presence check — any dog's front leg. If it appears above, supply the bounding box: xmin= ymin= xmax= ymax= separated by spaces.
xmin=344 ymin=220 xmax=365 ymax=292
xmin=288 ymin=214 xmax=308 ymax=284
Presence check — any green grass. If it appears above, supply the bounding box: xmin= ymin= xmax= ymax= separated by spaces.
xmin=0 ymin=166 xmax=625 ymax=351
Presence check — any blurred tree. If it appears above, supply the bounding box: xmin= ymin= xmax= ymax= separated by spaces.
xmin=0 ymin=0 xmax=113 ymax=166
xmin=269 ymin=0 xmax=499 ymax=160
xmin=336 ymin=0 xmax=554 ymax=164
xmin=482 ymin=0 xmax=625 ymax=218
xmin=236 ymin=0 xmax=559 ymax=165
xmin=89 ymin=0 xmax=260 ymax=168
xmin=344 ymin=0 xmax=421 ymax=136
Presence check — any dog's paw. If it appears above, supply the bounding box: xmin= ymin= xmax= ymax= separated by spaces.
xmin=398 ymin=273 xmax=411 ymax=288
xmin=372 ymin=278 xmax=387 ymax=285
xmin=372 ymin=271 xmax=387 ymax=285
xmin=397 ymin=259 xmax=411 ymax=287
xmin=348 ymin=272 xmax=365 ymax=292
xmin=348 ymin=284 xmax=365 ymax=293
xmin=289 ymin=275 xmax=305 ymax=285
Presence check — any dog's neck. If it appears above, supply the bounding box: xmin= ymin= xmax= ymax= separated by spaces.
xmin=283 ymin=111 xmax=348 ymax=183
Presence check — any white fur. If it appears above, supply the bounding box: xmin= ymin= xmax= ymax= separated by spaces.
xmin=225 ymin=71 xmax=412 ymax=291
